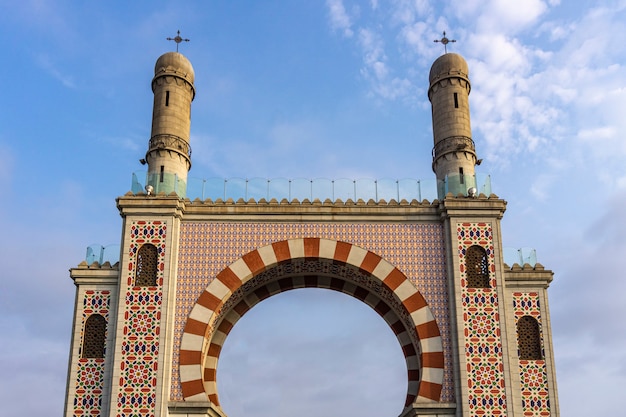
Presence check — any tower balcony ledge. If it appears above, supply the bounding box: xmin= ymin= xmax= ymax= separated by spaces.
xmin=147 ymin=133 xmax=192 ymax=160
xmin=432 ymin=135 xmax=476 ymax=159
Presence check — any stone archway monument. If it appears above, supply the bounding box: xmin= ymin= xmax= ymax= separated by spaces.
xmin=66 ymin=48 xmax=559 ymax=417
xmin=175 ymin=238 xmax=446 ymax=417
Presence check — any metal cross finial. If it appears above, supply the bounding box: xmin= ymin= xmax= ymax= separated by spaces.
xmin=167 ymin=30 xmax=190 ymax=52
xmin=434 ymin=31 xmax=456 ymax=53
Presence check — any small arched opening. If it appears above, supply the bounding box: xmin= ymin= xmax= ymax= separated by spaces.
xmin=517 ymin=315 xmax=542 ymax=360
xmin=81 ymin=314 xmax=106 ymax=359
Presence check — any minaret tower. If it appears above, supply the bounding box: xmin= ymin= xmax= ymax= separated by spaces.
xmin=144 ymin=51 xmax=195 ymax=196
xmin=428 ymin=52 xmax=479 ymax=198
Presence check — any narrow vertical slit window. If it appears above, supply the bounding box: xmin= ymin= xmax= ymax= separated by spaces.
xmin=160 ymin=165 xmax=164 ymax=183
xmin=165 ymin=91 xmax=170 ymax=106
xmin=454 ymin=92 xmax=459 ymax=108
xmin=459 ymin=167 xmax=464 ymax=184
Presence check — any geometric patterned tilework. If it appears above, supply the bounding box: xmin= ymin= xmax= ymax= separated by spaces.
xmin=73 ymin=290 xmax=111 ymax=416
xmin=115 ymin=221 xmax=166 ymax=417
xmin=457 ymin=222 xmax=507 ymax=415
xmin=172 ymin=222 xmax=453 ymax=402
xmin=513 ymin=292 xmax=551 ymax=416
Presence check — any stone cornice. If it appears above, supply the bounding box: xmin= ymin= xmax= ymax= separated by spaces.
xmin=504 ymin=263 xmax=554 ymax=289
xmin=70 ymin=262 xmax=119 ymax=286
xmin=168 ymin=401 xmax=225 ymax=417
xmin=438 ymin=194 xmax=507 ymax=220
xmin=115 ymin=193 xmax=444 ymax=222
xmin=117 ymin=193 xmax=186 ymax=219
xmin=400 ymin=402 xmax=457 ymax=416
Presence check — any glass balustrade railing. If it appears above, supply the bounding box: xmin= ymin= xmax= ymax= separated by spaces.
xmin=131 ymin=172 xmax=492 ymax=202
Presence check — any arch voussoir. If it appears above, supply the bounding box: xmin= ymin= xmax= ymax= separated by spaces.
xmin=179 ymin=238 xmax=445 ymax=408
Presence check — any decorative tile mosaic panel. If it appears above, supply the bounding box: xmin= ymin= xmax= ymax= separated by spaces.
xmin=514 ymin=292 xmax=550 ymax=416
xmin=115 ymin=221 xmax=165 ymax=417
xmin=73 ymin=290 xmax=110 ymax=416
xmin=457 ymin=222 xmax=507 ymax=415
xmin=172 ymin=222 xmax=453 ymax=402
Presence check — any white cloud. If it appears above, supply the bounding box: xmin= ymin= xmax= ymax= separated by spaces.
xmin=450 ymin=0 xmax=548 ymax=34
xmin=389 ymin=0 xmax=432 ymax=24
xmin=471 ymin=34 xmax=533 ymax=73
xmin=400 ymin=20 xmax=439 ymax=58
xmin=326 ymin=0 xmax=355 ymax=37
xmin=358 ymin=28 xmax=385 ymax=70
xmin=357 ymin=28 xmax=416 ymax=101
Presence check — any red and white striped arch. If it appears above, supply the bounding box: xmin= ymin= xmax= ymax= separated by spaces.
xmin=179 ymin=238 xmax=444 ymax=408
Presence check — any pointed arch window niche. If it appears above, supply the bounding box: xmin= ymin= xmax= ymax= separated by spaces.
xmin=136 ymin=243 xmax=158 ymax=286
xmin=517 ymin=315 xmax=543 ymax=360
xmin=81 ymin=314 xmax=106 ymax=359
xmin=465 ymin=245 xmax=490 ymax=288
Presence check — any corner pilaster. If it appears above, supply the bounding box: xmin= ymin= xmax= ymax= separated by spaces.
xmin=108 ymin=194 xmax=187 ymax=417
xmin=438 ymin=195 xmax=512 ymax=415
xmin=64 ymin=264 xmax=120 ymax=417
xmin=504 ymin=264 xmax=559 ymax=416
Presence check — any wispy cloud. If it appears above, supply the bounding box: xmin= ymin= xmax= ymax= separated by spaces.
xmin=357 ymin=27 xmax=414 ymax=100
xmin=325 ymin=0 xmax=626 ymax=181
xmin=326 ymin=0 xmax=355 ymax=37
xmin=101 ymin=134 xmax=142 ymax=153
xmin=191 ymin=119 xmax=339 ymax=178
xmin=36 ymin=53 xmax=77 ymax=89
xmin=450 ymin=0 xmax=548 ymax=34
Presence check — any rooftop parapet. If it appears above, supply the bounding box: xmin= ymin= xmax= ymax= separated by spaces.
xmin=131 ymin=172 xmax=492 ymax=203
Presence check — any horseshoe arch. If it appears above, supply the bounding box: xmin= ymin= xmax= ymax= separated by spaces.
xmin=178 ymin=238 xmax=444 ymax=412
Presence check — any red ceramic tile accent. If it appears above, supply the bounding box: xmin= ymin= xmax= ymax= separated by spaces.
xmin=303 ymin=237 xmax=320 ymax=257
xmin=242 ymin=250 xmax=266 ymax=275
xmin=216 ymin=268 xmax=241 ymax=292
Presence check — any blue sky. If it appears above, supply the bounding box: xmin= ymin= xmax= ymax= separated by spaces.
xmin=1 ymin=1 xmax=625 ymax=416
